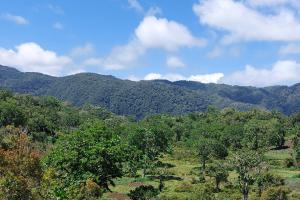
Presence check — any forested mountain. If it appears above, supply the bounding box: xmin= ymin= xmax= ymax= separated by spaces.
xmin=1 ymin=65 xmax=300 ymax=118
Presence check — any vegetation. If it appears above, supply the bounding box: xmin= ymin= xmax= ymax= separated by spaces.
xmin=1 ymin=89 xmax=300 ymax=199
xmin=3 ymin=65 xmax=300 ymax=118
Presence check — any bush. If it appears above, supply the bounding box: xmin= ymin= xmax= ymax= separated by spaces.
xmin=190 ymin=183 xmax=216 ymax=200
xmin=261 ymin=187 xmax=289 ymax=200
xmin=285 ymin=158 xmax=294 ymax=168
xmin=128 ymin=185 xmax=159 ymax=200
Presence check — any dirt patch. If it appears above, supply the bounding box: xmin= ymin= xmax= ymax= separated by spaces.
xmin=107 ymin=192 xmax=130 ymax=200
xmin=128 ymin=182 xmax=145 ymax=187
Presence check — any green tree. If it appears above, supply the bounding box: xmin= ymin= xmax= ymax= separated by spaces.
xmin=128 ymin=123 xmax=172 ymax=177
xmin=232 ymin=150 xmax=264 ymax=200
xmin=267 ymin=119 xmax=286 ymax=149
xmin=43 ymin=120 xmax=129 ymax=199
xmin=197 ymin=139 xmax=228 ymax=171
xmin=243 ymin=119 xmax=268 ymax=150
xmin=206 ymin=161 xmax=229 ymax=191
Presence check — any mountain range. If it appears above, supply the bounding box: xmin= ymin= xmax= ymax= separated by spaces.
xmin=1 ymin=65 xmax=300 ymax=118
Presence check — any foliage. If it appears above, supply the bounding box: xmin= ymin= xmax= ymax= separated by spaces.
xmin=4 ymin=65 xmax=300 ymax=118
xmin=43 ymin=120 xmax=130 ymax=199
xmin=260 ymin=187 xmax=289 ymax=200
xmin=128 ymin=185 xmax=159 ymax=200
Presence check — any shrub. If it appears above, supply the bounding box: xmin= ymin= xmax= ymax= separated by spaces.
xmin=128 ymin=185 xmax=159 ymax=200
xmin=285 ymin=158 xmax=294 ymax=168
xmin=261 ymin=187 xmax=289 ymax=200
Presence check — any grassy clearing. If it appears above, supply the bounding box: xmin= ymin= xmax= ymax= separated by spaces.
xmin=104 ymin=146 xmax=300 ymax=200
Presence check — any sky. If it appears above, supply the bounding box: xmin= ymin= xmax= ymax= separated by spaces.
xmin=1 ymin=0 xmax=300 ymax=87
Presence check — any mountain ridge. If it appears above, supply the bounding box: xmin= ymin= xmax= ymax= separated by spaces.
xmin=1 ymin=65 xmax=300 ymax=118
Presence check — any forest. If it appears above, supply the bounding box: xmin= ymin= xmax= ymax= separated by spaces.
xmin=1 ymin=89 xmax=300 ymax=200
xmin=3 ymin=65 xmax=300 ymax=119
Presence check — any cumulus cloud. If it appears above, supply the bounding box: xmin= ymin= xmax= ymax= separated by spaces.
xmin=0 ymin=42 xmax=72 ymax=76
xmin=143 ymin=72 xmax=224 ymax=83
xmin=166 ymin=56 xmax=185 ymax=68
xmin=84 ymin=41 xmax=145 ymax=70
xmin=279 ymin=43 xmax=300 ymax=55
xmin=223 ymin=60 xmax=300 ymax=86
xmin=247 ymin=0 xmax=300 ymax=7
xmin=1 ymin=13 xmax=28 ymax=25
xmin=193 ymin=0 xmax=300 ymax=43
xmin=136 ymin=16 xmax=205 ymax=51
xmin=94 ymin=16 xmax=205 ymax=70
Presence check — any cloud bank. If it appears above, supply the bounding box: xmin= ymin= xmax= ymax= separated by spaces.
xmin=0 ymin=42 xmax=71 ymax=76
xmin=193 ymin=0 xmax=300 ymax=43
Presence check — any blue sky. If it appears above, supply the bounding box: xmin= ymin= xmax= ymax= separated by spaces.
xmin=1 ymin=0 xmax=300 ymax=86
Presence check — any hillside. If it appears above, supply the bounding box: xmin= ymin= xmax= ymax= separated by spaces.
xmin=1 ymin=65 xmax=300 ymax=117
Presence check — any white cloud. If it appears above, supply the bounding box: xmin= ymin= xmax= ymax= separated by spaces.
xmin=71 ymin=43 xmax=94 ymax=57
xmin=166 ymin=56 xmax=185 ymax=68
xmin=193 ymin=0 xmax=300 ymax=43
xmin=0 ymin=42 xmax=72 ymax=76
xmin=53 ymin=22 xmax=64 ymax=30
xmin=144 ymin=73 xmax=163 ymax=80
xmin=223 ymin=60 xmax=300 ymax=86
xmin=135 ymin=16 xmax=206 ymax=51
xmin=189 ymin=73 xmax=224 ymax=83
xmin=143 ymin=72 xmax=224 ymax=83
xmin=279 ymin=43 xmax=300 ymax=55
xmin=128 ymin=0 xmax=144 ymax=13
xmin=1 ymin=13 xmax=28 ymax=25
xmin=127 ymin=75 xmax=140 ymax=81
xmin=247 ymin=0 xmax=300 ymax=8
xmin=97 ymin=16 xmax=205 ymax=70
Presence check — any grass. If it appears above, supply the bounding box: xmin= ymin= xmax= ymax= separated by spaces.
xmin=104 ymin=145 xmax=300 ymax=200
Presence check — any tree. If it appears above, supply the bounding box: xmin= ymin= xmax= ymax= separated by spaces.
xmin=243 ymin=119 xmax=268 ymax=150
xmin=197 ymin=139 xmax=228 ymax=171
xmin=0 ymin=132 xmax=42 ymax=200
xmin=128 ymin=123 xmax=172 ymax=177
xmin=232 ymin=150 xmax=264 ymax=200
xmin=266 ymin=119 xmax=286 ymax=149
xmin=0 ymin=99 xmax=26 ymax=127
xmin=43 ymin=120 xmax=129 ymax=199
xmin=256 ymin=173 xmax=284 ymax=197
xmin=206 ymin=162 xmax=229 ymax=191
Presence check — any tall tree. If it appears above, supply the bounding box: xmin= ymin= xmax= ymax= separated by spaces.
xmin=232 ymin=150 xmax=264 ymax=200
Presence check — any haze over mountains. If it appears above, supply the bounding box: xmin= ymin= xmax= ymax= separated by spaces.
xmin=1 ymin=65 xmax=300 ymax=118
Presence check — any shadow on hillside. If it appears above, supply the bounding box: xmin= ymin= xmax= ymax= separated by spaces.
xmin=148 ymin=175 xmax=183 ymax=181
xmin=270 ymin=145 xmax=289 ymax=150
xmin=156 ymin=161 xmax=176 ymax=168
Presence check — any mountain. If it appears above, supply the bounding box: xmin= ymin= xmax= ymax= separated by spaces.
xmin=1 ymin=65 xmax=300 ymax=118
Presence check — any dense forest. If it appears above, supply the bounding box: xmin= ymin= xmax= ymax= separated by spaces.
xmin=1 ymin=89 xmax=300 ymax=200
xmin=2 ymin=65 xmax=300 ymax=118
